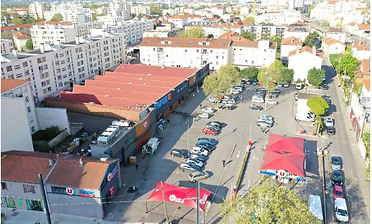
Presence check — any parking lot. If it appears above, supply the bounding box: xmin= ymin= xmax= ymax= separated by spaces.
xmin=97 ymin=83 xmax=326 ymax=223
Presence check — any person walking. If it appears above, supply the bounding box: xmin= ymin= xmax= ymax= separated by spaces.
xmin=135 ymin=163 xmax=138 ymax=171
xmin=222 ymin=160 xmax=226 ymax=167
xmin=200 ymin=104 xmax=203 ymax=109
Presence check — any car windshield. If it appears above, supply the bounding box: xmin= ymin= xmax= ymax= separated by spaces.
xmin=335 ymin=190 xmax=343 ymax=196
xmin=337 ymin=209 xmax=348 ymax=216
xmin=333 ymin=174 xmax=342 ymax=181
xmin=332 ymin=158 xmax=341 ymax=165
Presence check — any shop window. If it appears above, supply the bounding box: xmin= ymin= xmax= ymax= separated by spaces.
xmin=26 ymin=199 xmax=43 ymax=211
xmin=6 ymin=197 xmax=16 ymax=208
xmin=23 ymin=184 xmax=36 ymax=193
xmin=51 ymin=186 xmax=66 ymax=194
xmin=1 ymin=182 xmax=7 ymax=190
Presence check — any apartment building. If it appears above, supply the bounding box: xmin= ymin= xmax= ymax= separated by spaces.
xmin=13 ymin=31 xmax=31 ymax=52
xmin=28 ymin=2 xmax=45 ymax=20
xmin=248 ymin=24 xmax=287 ymax=39
xmin=1 ymin=39 xmax=14 ymax=54
xmin=255 ymin=11 xmax=302 ymax=25
xmin=131 ymin=4 xmax=150 ymax=16
xmin=211 ymin=5 xmax=225 ymax=17
xmin=280 ymin=36 xmax=302 ymax=61
xmin=44 ymin=2 xmax=93 ymax=23
xmin=30 ymin=23 xmax=76 ymax=49
xmin=168 ymin=14 xmax=205 ymax=28
xmin=1 ymin=33 xmax=126 ymax=102
xmin=1 ymin=79 xmax=38 ymax=152
xmin=352 ymin=40 xmax=370 ymax=60
xmin=310 ymin=0 xmax=366 ymax=22
xmin=204 ymin=23 xmax=244 ymax=38
xmin=74 ymin=22 xmax=104 ymax=37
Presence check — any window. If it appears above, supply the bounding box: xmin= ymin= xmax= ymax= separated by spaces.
xmin=1 ymin=182 xmax=7 ymax=190
xmin=31 ymin=126 xmax=35 ymax=133
xmin=14 ymin=64 xmax=21 ymax=70
xmin=6 ymin=66 xmax=12 ymax=72
xmin=51 ymin=186 xmax=67 ymax=194
xmin=23 ymin=184 xmax=36 ymax=193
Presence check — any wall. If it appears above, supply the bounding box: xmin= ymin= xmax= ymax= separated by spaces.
xmin=44 ymin=99 xmax=141 ymax=121
xmin=47 ymin=128 xmax=69 ymax=147
xmin=36 ymin=107 xmax=71 ymax=134
xmin=1 ymin=98 xmax=34 ymax=152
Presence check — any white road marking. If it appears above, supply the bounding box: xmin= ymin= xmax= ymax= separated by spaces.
xmin=237 ymin=151 xmax=240 ymax=158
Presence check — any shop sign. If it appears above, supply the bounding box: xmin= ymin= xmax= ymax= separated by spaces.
xmin=259 ymin=170 xmax=276 ymax=176
xmin=66 ymin=187 xmax=75 ymax=195
xmin=296 ymin=177 xmax=307 ymax=182
xmin=109 ymin=185 xmax=114 ymax=196
xmin=144 ymin=121 xmax=148 ymax=128
xmin=155 ymin=93 xmax=172 ymax=109
xmin=277 ymin=170 xmax=287 ymax=178
xmin=79 ymin=189 xmax=95 ymax=198
xmin=107 ymin=165 xmax=119 ymax=181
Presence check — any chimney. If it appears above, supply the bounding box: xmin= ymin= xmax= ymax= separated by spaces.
xmin=75 ymin=36 xmax=79 ymax=44
xmin=79 ymin=157 xmax=84 ymax=167
xmin=296 ymin=46 xmax=300 ymax=54
xmin=12 ymin=49 xmax=18 ymax=57
xmin=48 ymin=159 xmax=55 ymax=167
xmin=40 ymin=43 xmax=45 ymax=53
xmin=291 ymin=38 xmax=294 ymax=43
xmin=312 ymin=46 xmax=316 ymax=55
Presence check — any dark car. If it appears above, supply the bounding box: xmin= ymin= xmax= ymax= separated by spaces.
xmin=322 ymin=83 xmax=329 ymax=90
xmin=267 ymin=92 xmax=279 ymax=98
xmin=332 ymin=170 xmax=345 ymax=186
xmin=189 ymin=153 xmax=208 ymax=162
xmin=327 ymin=126 xmax=336 ymax=135
xmin=250 ymin=104 xmax=263 ymax=110
xmin=252 ymin=81 xmax=258 ymax=86
xmin=207 ymin=121 xmax=224 ymax=128
xmin=170 ymin=149 xmax=189 ymax=159
xmin=197 ymin=137 xmax=218 ymax=146
xmin=323 ymin=95 xmax=332 ymax=105
xmin=196 ymin=143 xmax=216 ymax=152
xmin=283 ymin=82 xmax=290 ymax=88
xmin=331 ymin=156 xmax=343 ymax=170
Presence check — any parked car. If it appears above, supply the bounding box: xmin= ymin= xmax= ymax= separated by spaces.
xmin=334 ymin=198 xmax=349 ymax=223
xmin=191 ymin=147 xmax=210 ymax=157
xmin=256 ymin=121 xmax=273 ymax=127
xmin=272 ymin=88 xmax=281 ymax=94
xmin=258 ymin=116 xmax=274 ymax=124
xmin=190 ymin=153 xmax=208 ymax=162
xmin=267 ymin=92 xmax=279 ymax=98
xmin=179 ymin=162 xmax=201 ymax=172
xmin=198 ymin=113 xmax=210 ymax=119
xmin=207 ymin=121 xmax=224 ymax=128
xmin=185 ymin=158 xmax=204 ymax=168
xmin=188 ymin=171 xmax=210 ymax=182
xmin=202 ymin=127 xmax=218 ymax=135
xmin=231 ymin=88 xmax=241 ymax=95
xmin=325 ymin=117 xmax=334 ymax=127
xmin=294 ymin=93 xmax=299 ymax=101
xmin=202 ymin=107 xmax=215 ymax=113
xmin=252 ymin=97 xmax=264 ymax=103
xmin=323 ymin=95 xmax=332 ymax=105
xmin=265 ymin=99 xmax=278 ymax=105
xmin=206 ymin=123 xmax=222 ymax=130
xmin=209 ymin=97 xmax=221 ymax=103
xmin=255 ymin=87 xmax=266 ymax=93
xmin=331 ymin=156 xmax=343 ymax=170
xmin=277 ymin=83 xmax=283 ymax=87
xmin=333 ymin=185 xmax=345 ymax=199
xmin=260 ymin=114 xmax=274 ymax=122
xmin=196 ymin=143 xmax=216 ymax=152
xmin=252 ymin=81 xmax=258 ymax=86
xmin=170 ymin=149 xmax=189 ymax=159
xmin=296 ymin=83 xmax=304 ymax=90
xmin=327 ymin=126 xmax=336 ymax=135
xmin=250 ymin=104 xmax=263 ymax=110
xmin=283 ymin=82 xmax=290 ymax=88
xmin=198 ymin=137 xmax=218 ymax=146
xmin=332 ymin=170 xmax=345 ymax=186
xmin=322 ymin=83 xmax=329 ymax=90
xmin=233 ymin=86 xmax=244 ymax=92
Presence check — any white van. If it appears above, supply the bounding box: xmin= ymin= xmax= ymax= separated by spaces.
xmin=295 ymin=112 xmax=315 ymax=122
xmin=334 ymin=198 xmax=349 ymax=223
xmin=308 ymin=195 xmax=323 ymax=221
xmin=296 ymin=83 xmax=304 ymax=90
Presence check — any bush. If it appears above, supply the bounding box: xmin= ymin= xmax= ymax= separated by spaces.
xmin=32 ymin=126 xmax=61 ymax=141
xmin=33 ymin=141 xmax=51 ymax=152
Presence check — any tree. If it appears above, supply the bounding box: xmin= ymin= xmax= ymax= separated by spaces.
xmin=149 ymin=3 xmax=162 ymax=16
xmin=240 ymin=67 xmax=258 ymax=81
xmin=50 ymin=13 xmax=63 ymax=22
xmin=92 ymin=13 xmax=97 ymax=21
xmin=329 ymin=54 xmax=341 ymax=70
xmin=25 ymin=17 xmax=37 ymax=24
xmin=303 ymin=31 xmax=320 ymax=48
xmin=321 ymin=19 xmax=330 ymax=26
xmin=10 ymin=18 xmax=24 ymax=25
xmin=25 ymin=38 xmax=34 ymax=50
xmin=2 ymin=11 xmax=10 ymax=19
xmin=221 ymin=178 xmax=321 ymax=224
xmin=270 ymin=35 xmax=282 ymax=50
xmin=240 ymin=31 xmax=256 ymax=41
xmin=177 ymin=26 xmax=205 ymax=38
xmin=202 ymin=64 xmax=241 ymax=96
xmin=280 ymin=67 xmax=294 ymax=83
xmin=244 ymin=16 xmax=255 ymax=23
xmin=307 ymin=68 xmax=325 ymax=87
xmin=338 ymin=54 xmax=359 ymax=78
xmin=258 ymin=60 xmax=292 ymax=91
xmin=307 ymin=97 xmax=329 ymax=116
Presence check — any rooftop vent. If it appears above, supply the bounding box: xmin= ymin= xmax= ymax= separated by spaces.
xmin=104 ymin=94 xmax=111 ymax=97
xmin=79 ymin=157 xmax=84 ymax=167
xmin=48 ymin=159 xmax=55 ymax=167
xmin=100 ymin=158 xmax=108 ymax=161
xmin=128 ymin=82 xmax=132 ymax=84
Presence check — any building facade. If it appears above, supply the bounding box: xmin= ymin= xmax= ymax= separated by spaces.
xmin=28 ymin=2 xmax=45 ymax=20
xmin=1 ymin=39 xmax=14 ymax=54
xmin=281 ymin=36 xmax=302 ymax=61
xmin=288 ymin=46 xmax=323 ymax=82
xmin=30 ymin=24 xmax=76 ymax=49
xmin=322 ymin=37 xmax=345 ymax=55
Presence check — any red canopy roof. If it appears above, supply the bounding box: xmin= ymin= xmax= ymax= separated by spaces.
xmin=260 ymin=134 xmax=305 ymax=177
xmin=147 ymin=182 xmax=212 ymax=212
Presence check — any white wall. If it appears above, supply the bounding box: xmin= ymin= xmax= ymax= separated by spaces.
xmin=1 ymin=98 xmax=34 ymax=152
xmin=36 ymin=107 xmax=71 ymax=134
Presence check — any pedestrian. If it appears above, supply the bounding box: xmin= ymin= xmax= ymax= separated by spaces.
xmin=200 ymin=104 xmax=203 ymax=109
xmin=135 ymin=163 xmax=138 ymax=170
xmin=222 ymin=160 xmax=226 ymax=167
xmin=167 ymin=119 xmax=170 ymax=124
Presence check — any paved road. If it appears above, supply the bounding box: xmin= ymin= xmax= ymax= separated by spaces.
xmin=322 ymin=59 xmax=370 ymax=224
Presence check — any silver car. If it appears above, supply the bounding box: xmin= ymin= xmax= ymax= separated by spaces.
xmin=185 ymin=158 xmax=204 ymax=168
xmin=188 ymin=171 xmax=210 ymax=182
xmin=179 ymin=162 xmax=201 ymax=172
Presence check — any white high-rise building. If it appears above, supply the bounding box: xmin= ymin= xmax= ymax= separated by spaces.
xmin=1 ymin=33 xmax=126 ymax=102
xmin=1 ymin=39 xmax=14 ymax=54
xmin=29 ymin=2 xmax=45 ymax=20
xmin=98 ymin=0 xmax=131 ymax=25
xmin=31 ymin=23 xmax=76 ymax=49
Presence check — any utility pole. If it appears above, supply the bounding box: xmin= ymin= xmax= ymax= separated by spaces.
xmin=38 ymin=173 xmax=52 ymax=224
xmin=160 ymin=181 xmax=170 ymax=224
xmin=196 ymin=180 xmax=200 ymax=224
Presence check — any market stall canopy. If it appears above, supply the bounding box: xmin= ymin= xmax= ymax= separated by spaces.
xmin=147 ymin=182 xmax=212 ymax=212
xmin=260 ymin=134 xmax=305 ymax=177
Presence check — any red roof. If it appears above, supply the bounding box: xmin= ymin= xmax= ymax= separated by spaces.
xmin=13 ymin=31 xmax=30 ymax=39
xmin=260 ymin=134 xmax=305 ymax=177
xmin=1 ymin=78 xmax=29 ymax=93
xmin=1 ymin=23 xmax=32 ymax=31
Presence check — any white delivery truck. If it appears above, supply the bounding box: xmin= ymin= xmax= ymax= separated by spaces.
xmin=308 ymin=195 xmax=323 ymax=221
xmin=296 ymin=98 xmax=315 ymax=122
xmin=142 ymin=137 xmax=160 ymax=155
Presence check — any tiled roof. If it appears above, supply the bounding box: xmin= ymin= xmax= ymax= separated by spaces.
xmin=362 ymin=76 xmax=370 ymax=91
xmin=45 ymin=156 xmax=116 ymax=189
xmin=1 ymin=23 xmax=32 ymax=31
xmin=1 ymin=151 xmax=58 ymax=184
xmin=170 ymin=14 xmax=203 ymax=20
xmin=211 ymin=23 xmax=243 ymax=29
xmin=34 ymin=21 xmax=72 ymax=26
xmin=328 ymin=0 xmax=339 ymax=5
xmin=324 ymin=37 xmax=344 ymax=46
xmin=1 ymin=78 xmax=29 ymax=94
xmin=329 ymin=27 xmax=342 ymax=33
xmin=13 ymin=31 xmax=30 ymax=39
xmin=288 ymin=46 xmax=323 ymax=58
xmin=231 ymin=38 xmax=259 ymax=48
xmin=360 ymin=59 xmax=370 ymax=75
xmin=139 ymin=37 xmax=231 ymax=49
xmin=208 ymin=17 xmax=220 ymax=22
xmin=353 ymin=40 xmax=370 ymax=51
xmin=281 ymin=36 xmax=302 ymax=46
xmin=357 ymin=24 xmax=370 ymax=30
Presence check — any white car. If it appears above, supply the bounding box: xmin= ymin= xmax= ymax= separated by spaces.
xmin=252 ymin=97 xmax=264 ymax=103
xmin=325 ymin=117 xmax=334 ymax=127
xmin=191 ymin=147 xmax=210 ymax=157
xmin=202 ymin=107 xmax=215 ymax=113
xmin=198 ymin=113 xmax=210 ymax=119
xmin=265 ymin=99 xmax=278 ymax=105
xmin=185 ymin=158 xmax=204 ymax=168
xmin=233 ymin=86 xmax=243 ymax=92
xmin=296 ymin=83 xmax=304 ymax=90
xmin=334 ymin=198 xmax=349 ymax=223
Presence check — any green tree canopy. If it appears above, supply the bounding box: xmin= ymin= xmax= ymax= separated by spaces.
xmin=149 ymin=3 xmax=162 ymax=16
xmin=10 ymin=17 xmax=24 ymax=25
xmin=240 ymin=67 xmax=259 ymax=81
xmin=25 ymin=17 xmax=37 ymax=24
xmin=307 ymin=67 xmax=325 ymax=87
xmin=338 ymin=53 xmax=359 ymax=78
xmin=243 ymin=16 xmax=255 ymax=23
xmin=321 ymin=19 xmax=330 ymax=26
xmin=329 ymin=54 xmax=342 ymax=70
xmin=280 ymin=67 xmax=294 ymax=83
xmin=202 ymin=64 xmax=241 ymax=96
xmin=25 ymin=38 xmax=34 ymax=50
xmin=240 ymin=31 xmax=256 ymax=41
xmin=50 ymin=13 xmax=63 ymax=22
xmin=221 ymin=178 xmax=321 ymax=224
xmin=258 ymin=60 xmax=292 ymax=90
xmin=303 ymin=31 xmax=320 ymax=48
xmin=2 ymin=11 xmax=11 ymax=19
xmin=177 ymin=26 xmax=205 ymax=38
xmin=307 ymin=97 xmax=329 ymax=116
xmin=270 ymin=35 xmax=282 ymax=50
xmin=92 ymin=13 xmax=97 ymax=21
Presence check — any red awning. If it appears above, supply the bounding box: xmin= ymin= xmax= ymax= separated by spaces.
xmin=260 ymin=134 xmax=305 ymax=177
xmin=147 ymin=182 xmax=212 ymax=212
